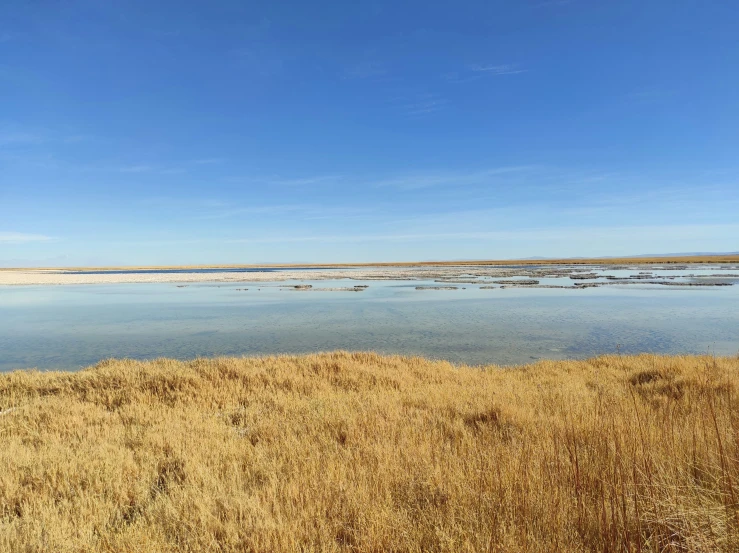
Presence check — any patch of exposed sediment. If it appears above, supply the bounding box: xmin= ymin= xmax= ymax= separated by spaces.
xmin=0 ymin=264 xmax=737 ymax=287
xmin=576 ymin=280 xmax=733 ymax=287
xmin=415 ymin=286 xmax=458 ymax=290
xmin=569 ymin=273 xmax=599 ymax=279
xmin=284 ymin=285 xmax=368 ymax=292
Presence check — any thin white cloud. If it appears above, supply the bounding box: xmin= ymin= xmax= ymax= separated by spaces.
xmin=443 ymin=72 xmax=484 ymax=84
xmin=222 ymin=174 xmax=343 ymax=187
xmin=193 ymin=165 xmax=535 ymax=196
xmin=0 ymin=232 xmax=55 ymax=244
xmin=194 ymin=204 xmax=309 ymax=220
xmin=138 ymin=197 xmax=232 ymax=212
xmin=403 ymin=95 xmax=447 ymax=116
xmin=0 ymin=125 xmax=91 ymax=147
xmin=118 ymin=164 xmax=154 ymax=173
xmin=0 ymin=131 xmax=45 ymax=146
xmin=371 ymin=166 xmax=533 ymax=190
xmin=469 ymin=64 xmax=527 ymax=75
xmin=117 ymin=162 xmax=205 ymax=175
xmin=192 ymin=158 xmax=225 ymax=165
xmin=194 ymin=203 xmax=374 ymax=221
xmin=125 ymin=158 xmax=225 ymax=172
xmin=269 ymin=175 xmax=343 ymax=187
xmin=138 ymin=195 xmax=373 ymax=221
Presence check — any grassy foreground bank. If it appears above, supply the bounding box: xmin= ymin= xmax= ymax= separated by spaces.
xmin=1 ymin=353 xmax=738 ymax=552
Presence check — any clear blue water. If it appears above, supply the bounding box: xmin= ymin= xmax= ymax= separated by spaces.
xmin=1 ymin=271 xmax=738 ymax=371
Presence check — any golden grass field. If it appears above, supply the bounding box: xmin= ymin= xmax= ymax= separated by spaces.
xmin=2 ymin=254 xmax=738 ymax=272
xmin=1 ymin=352 xmax=738 ymax=552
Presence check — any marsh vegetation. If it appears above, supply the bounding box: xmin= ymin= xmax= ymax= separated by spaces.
xmin=1 ymin=352 xmax=738 ymax=552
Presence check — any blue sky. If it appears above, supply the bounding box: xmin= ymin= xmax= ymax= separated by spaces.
xmin=1 ymin=0 xmax=738 ymax=266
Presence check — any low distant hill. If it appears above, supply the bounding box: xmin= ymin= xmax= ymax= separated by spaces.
xmin=622 ymin=251 xmax=739 ymax=258
xmin=519 ymin=252 xmax=739 ymax=261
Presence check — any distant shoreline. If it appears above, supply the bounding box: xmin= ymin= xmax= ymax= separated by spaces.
xmin=1 ymin=258 xmax=738 ymax=286
xmin=2 ymin=254 xmax=739 ymax=273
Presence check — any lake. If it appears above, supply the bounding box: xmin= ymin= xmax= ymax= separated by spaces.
xmin=1 ymin=265 xmax=738 ymax=371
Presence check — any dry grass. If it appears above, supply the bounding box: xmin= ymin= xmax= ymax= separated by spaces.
xmin=1 ymin=352 xmax=738 ymax=552
xmin=2 ymin=254 xmax=738 ymax=271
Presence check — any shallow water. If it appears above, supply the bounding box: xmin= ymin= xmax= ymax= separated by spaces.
xmin=1 ymin=266 xmax=738 ymax=371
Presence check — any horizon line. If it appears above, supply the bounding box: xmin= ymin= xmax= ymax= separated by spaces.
xmin=2 ymin=253 xmax=739 ymax=272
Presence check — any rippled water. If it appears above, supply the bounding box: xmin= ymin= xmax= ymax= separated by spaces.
xmin=1 ymin=267 xmax=738 ymax=371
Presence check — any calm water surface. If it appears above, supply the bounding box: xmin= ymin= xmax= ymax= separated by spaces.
xmin=1 ymin=269 xmax=738 ymax=371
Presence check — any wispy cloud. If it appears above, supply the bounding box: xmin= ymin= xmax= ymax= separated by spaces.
xmin=402 ymin=94 xmax=448 ymax=116
xmin=442 ymin=71 xmax=483 ymax=84
xmin=194 ymin=203 xmax=374 ymax=221
xmin=222 ymin=174 xmax=343 ymax=187
xmin=469 ymin=63 xmax=527 ymax=76
xmin=223 ymin=166 xmax=534 ymax=193
xmin=139 ymin=197 xmax=230 ymax=210
xmin=112 ymin=158 xmax=224 ymax=175
xmin=444 ymin=63 xmax=527 ymax=83
xmin=138 ymin=196 xmax=373 ymax=222
xmin=0 ymin=125 xmax=90 ymax=148
xmin=371 ymin=166 xmax=533 ymax=190
xmin=0 ymin=232 xmax=55 ymax=244
xmin=0 ymin=131 xmax=45 ymax=146
xmin=193 ymin=204 xmax=308 ymax=220
xmin=118 ymin=164 xmax=155 ymax=173
xmin=269 ymin=175 xmax=343 ymax=187
xmin=200 ymin=165 xmax=537 ymax=196
xmin=192 ymin=158 xmax=225 ymax=165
